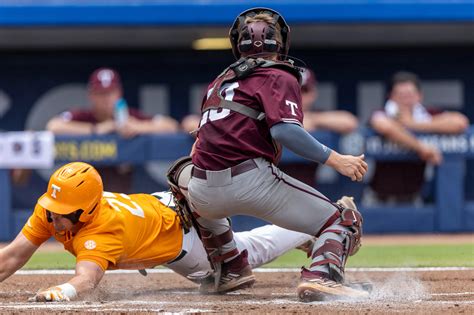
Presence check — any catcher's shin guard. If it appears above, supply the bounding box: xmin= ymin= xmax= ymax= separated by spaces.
xmin=298 ymin=196 xmax=365 ymax=301
xmin=199 ymin=227 xmax=255 ymax=293
xmin=311 ymin=196 xmax=363 ymax=282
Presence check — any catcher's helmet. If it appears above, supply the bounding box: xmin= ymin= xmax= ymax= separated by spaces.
xmin=229 ymin=7 xmax=290 ymax=60
xmin=38 ymin=162 xmax=103 ymax=223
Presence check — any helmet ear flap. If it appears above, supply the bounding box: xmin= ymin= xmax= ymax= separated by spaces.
xmin=78 ymin=202 xmax=99 ymax=222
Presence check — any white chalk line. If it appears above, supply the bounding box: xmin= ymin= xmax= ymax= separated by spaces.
xmin=269 ymin=291 xmax=474 ymax=298
xmin=14 ymin=266 xmax=474 ymax=275
xmin=1 ymin=299 xmax=473 ymax=311
xmin=4 ymin=268 xmax=473 ymax=311
xmin=431 ymin=292 xmax=474 ymax=296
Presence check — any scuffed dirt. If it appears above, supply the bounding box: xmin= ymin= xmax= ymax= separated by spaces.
xmin=0 ymin=270 xmax=472 ymax=314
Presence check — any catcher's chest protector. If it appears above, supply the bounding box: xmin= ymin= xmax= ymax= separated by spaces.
xmin=201 ymin=57 xmax=301 ymax=119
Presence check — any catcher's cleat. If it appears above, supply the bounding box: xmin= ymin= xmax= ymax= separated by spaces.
xmin=216 ymin=249 xmax=256 ymax=293
xmin=297 ymin=268 xmax=369 ymax=302
xmin=337 ymin=195 xmax=358 ymax=211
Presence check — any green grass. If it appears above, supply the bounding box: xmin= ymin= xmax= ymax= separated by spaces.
xmin=23 ymin=243 xmax=474 ymax=270
xmin=266 ymin=243 xmax=474 ymax=268
xmin=25 ymin=251 xmax=76 ymax=269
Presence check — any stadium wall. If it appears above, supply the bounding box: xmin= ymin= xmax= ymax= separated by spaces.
xmin=0 ymin=0 xmax=473 ymax=240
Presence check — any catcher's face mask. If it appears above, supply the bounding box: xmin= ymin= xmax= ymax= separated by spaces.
xmin=229 ymin=7 xmax=291 ymax=60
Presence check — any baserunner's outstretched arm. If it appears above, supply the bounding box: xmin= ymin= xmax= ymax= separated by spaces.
xmin=0 ymin=233 xmax=38 ymax=282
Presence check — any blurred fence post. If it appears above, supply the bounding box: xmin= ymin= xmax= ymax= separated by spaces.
xmin=0 ymin=169 xmax=11 ymax=241
xmin=436 ymin=156 xmax=465 ymax=232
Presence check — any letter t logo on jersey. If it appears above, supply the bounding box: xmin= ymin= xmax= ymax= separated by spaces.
xmin=285 ymin=100 xmax=298 ymax=116
xmin=51 ymin=184 xmax=61 ymax=199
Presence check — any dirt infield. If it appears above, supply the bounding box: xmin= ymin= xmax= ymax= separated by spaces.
xmin=0 ymin=269 xmax=472 ymax=314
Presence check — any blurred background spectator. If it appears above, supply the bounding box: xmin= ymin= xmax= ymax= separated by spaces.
xmin=181 ymin=113 xmax=201 ymax=135
xmin=46 ymin=67 xmax=179 ymax=192
xmin=367 ymin=71 xmax=469 ymax=204
xmin=299 ymin=68 xmax=358 ymax=134
xmin=47 ymin=68 xmax=179 ymax=137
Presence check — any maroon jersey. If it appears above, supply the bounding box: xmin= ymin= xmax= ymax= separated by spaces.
xmin=193 ymin=67 xmax=303 ymax=170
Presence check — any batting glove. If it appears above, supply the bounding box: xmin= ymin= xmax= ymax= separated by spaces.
xmin=33 ymin=283 xmax=77 ymax=302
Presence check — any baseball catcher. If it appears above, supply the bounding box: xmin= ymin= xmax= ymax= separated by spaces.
xmin=187 ymin=7 xmax=369 ymax=301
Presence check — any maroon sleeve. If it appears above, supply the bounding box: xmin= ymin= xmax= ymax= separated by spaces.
xmin=128 ymin=108 xmax=152 ymax=121
xmin=426 ymin=107 xmax=442 ymax=116
xmin=256 ymin=70 xmax=303 ymax=128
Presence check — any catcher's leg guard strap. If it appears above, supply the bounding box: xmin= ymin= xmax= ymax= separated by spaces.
xmin=201 ymin=229 xmax=234 ymax=249
xmin=200 ymin=229 xmax=239 ymax=264
xmin=315 ymin=211 xmax=340 ymax=238
xmin=311 ymin=239 xmax=344 ymax=259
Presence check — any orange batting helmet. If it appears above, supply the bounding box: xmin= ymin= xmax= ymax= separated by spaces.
xmin=38 ymin=162 xmax=103 ymax=223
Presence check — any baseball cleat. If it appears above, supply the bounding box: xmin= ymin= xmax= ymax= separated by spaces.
xmin=297 ymin=268 xmax=369 ymax=302
xmin=189 ymin=268 xmax=255 ymax=294
xmin=337 ymin=195 xmax=358 ymax=210
xmin=216 ymin=264 xmax=255 ymax=293
xmin=216 ymin=250 xmax=256 ymax=293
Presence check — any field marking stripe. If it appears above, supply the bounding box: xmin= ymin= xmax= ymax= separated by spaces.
xmin=15 ymin=266 xmax=474 ymax=275
xmin=431 ymin=292 xmax=474 ymax=296
xmin=1 ymin=299 xmax=474 ymax=310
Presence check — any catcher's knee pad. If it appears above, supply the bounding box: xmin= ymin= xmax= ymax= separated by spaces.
xmin=338 ymin=207 xmax=363 ymax=256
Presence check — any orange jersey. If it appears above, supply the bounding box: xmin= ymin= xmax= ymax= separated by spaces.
xmin=22 ymin=192 xmax=183 ymax=271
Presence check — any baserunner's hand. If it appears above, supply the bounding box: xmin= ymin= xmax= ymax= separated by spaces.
xmin=32 ymin=287 xmax=69 ymax=302
xmin=30 ymin=283 xmax=77 ymax=302
xmin=325 ymin=152 xmax=368 ymax=182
